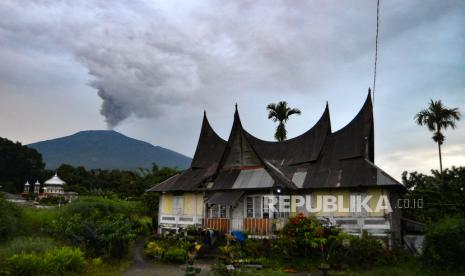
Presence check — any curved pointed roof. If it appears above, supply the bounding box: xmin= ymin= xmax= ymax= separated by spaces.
xmin=212 ymin=105 xmax=329 ymax=190
xmin=149 ymin=92 xmax=403 ymax=192
xmin=24 ymin=181 xmax=30 ymax=186
xmin=34 ymin=180 xmax=40 ymax=185
xmin=328 ymin=91 xmax=374 ymax=161
xmin=44 ymin=173 xmax=66 ymax=186
xmin=244 ymin=104 xmax=331 ymax=165
xmin=191 ymin=112 xmax=227 ymax=169
xmin=151 ymin=112 xmax=226 ymax=192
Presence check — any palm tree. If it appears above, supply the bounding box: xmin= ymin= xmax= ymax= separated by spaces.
xmin=415 ymin=99 xmax=461 ymax=173
xmin=267 ymin=101 xmax=301 ymax=142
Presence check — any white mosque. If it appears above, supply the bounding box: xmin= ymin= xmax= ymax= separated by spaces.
xmin=43 ymin=172 xmax=65 ymax=195
xmin=23 ymin=173 xmax=65 ymax=195
xmin=23 ymin=173 xmax=77 ymax=201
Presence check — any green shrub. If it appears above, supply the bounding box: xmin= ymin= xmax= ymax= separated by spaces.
xmin=46 ymin=198 xmax=143 ymax=259
xmin=145 ymin=241 xmax=166 ymax=258
xmin=343 ymin=233 xmax=385 ymax=267
xmin=280 ymin=214 xmax=340 ymax=257
xmin=242 ymin=239 xmax=264 ymax=258
xmin=0 ymin=237 xmax=57 ymax=260
xmin=277 ymin=214 xmax=396 ymax=268
xmin=6 ymin=251 xmax=47 ymax=276
xmin=63 ymin=196 xmax=142 ymax=219
xmin=4 ymin=246 xmax=84 ymax=276
xmin=210 ymin=261 xmax=229 ymax=276
xmin=327 ymin=231 xmax=393 ymax=268
xmin=163 ymin=248 xmax=187 ymax=263
xmin=43 ymin=247 xmax=85 ymax=275
xmin=422 ymin=217 xmax=465 ymax=271
xmin=39 ymin=196 xmax=67 ymax=206
xmin=21 ymin=206 xmax=60 ymax=235
xmin=0 ymin=193 xmax=24 ymax=241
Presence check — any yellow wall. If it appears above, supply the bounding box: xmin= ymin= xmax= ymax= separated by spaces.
xmin=160 ymin=193 xmax=203 ymax=215
xmin=367 ymin=187 xmax=385 ymax=217
xmin=296 ymin=188 xmax=385 ymax=217
xmin=185 ymin=193 xmax=203 ymax=215
xmin=161 ymin=194 xmax=172 ymax=214
xmin=195 ymin=193 xmax=204 ymax=215
xmin=334 ymin=189 xmax=350 ymax=217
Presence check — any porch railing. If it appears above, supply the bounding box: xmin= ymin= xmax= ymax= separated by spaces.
xmin=203 ymin=218 xmax=282 ymax=236
xmin=203 ymin=218 xmax=230 ymax=233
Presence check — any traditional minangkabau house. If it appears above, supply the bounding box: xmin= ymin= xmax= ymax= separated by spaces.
xmin=147 ymin=92 xmax=405 ymax=245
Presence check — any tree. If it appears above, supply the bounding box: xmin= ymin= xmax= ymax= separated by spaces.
xmin=415 ymin=100 xmax=461 ymax=173
xmin=0 ymin=137 xmax=45 ymax=193
xmin=266 ymin=101 xmax=301 ymax=141
xmin=401 ymin=167 xmax=465 ymax=224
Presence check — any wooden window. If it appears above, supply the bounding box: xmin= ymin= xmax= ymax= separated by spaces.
xmin=208 ymin=204 xmax=227 ymax=218
xmin=273 ymin=197 xmax=290 ymax=218
xmin=173 ymin=195 xmax=184 ymax=215
xmin=245 ymin=196 xmax=266 ymax=218
xmin=262 ymin=196 xmax=270 ymax=218
xmin=254 ymin=196 xmax=261 ymax=218
xmin=246 ymin=197 xmax=254 ymax=218
xmin=219 ymin=205 xmax=227 ymax=218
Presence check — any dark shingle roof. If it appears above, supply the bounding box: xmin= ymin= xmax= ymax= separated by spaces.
xmin=148 ymin=91 xmax=404 ymax=192
xmin=244 ymin=104 xmax=331 ymax=165
xmin=191 ymin=112 xmax=227 ymax=169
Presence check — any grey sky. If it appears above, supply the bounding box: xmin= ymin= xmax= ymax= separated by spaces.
xmin=0 ymin=0 xmax=464 ymax=180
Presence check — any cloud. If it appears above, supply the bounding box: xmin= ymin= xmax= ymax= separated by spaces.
xmin=377 ymin=143 xmax=465 ymax=180
xmin=1 ymin=0 xmax=462 ymax=127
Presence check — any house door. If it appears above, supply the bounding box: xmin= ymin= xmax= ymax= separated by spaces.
xmin=231 ymin=199 xmax=244 ymax=231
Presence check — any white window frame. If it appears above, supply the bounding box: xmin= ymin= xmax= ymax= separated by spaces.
xmin=244 ymin=195 xmax=281 ymax=219
xmin=207 ymin=204 xmax=229 ymax=218
xmin=245 ymin=196 xmax=262 ymax=218
xmin=273 ymin=196 xmax=290 ymax=219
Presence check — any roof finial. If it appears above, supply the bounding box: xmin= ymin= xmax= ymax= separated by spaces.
xmin=235 ymin=103 xmax=238 ymax=111
xmin=203 ymin=110 xmax=206 ymax=117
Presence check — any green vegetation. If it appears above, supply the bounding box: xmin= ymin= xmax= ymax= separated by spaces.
xmin=212 ymin=216 xmax=407 ymax=275
xmin=422 ymin=217 xmax=465 ymax=272
xmin=46 ymin=197 xmax=144 ymax=259
xmin=0 ymin=137 xmax=45 ymax=193
xmin=144 ymin=232 xmax=196 ymax=264
xmin=0 ymin=196 xmax=147 ymax=275
xmin=401 ymin=166 xmax=465 ymax=224
xmin=0 ymin=237 xmax=58 ymax=260
xmin=401 ymin=167 xmax=465 ymax=274
xmin=415 ymin=99 xmax=461 ymax=173
xmin=0 ymin=135 xmax=178 ymax=275
xmin=0 ymin=134 xmax=178 ymax=198
xmin=39 ymin=196 xmax=67 ymax=205
xmin=266 ymin=101 xmax=301 ymax=141
xmin=4 ymin=247 xmax=85 ymax=276
xmin=79 ymin=259 xmax=132 ymax=276
xmin=56 ymin=163 xmax=177 ymax=199
xmin=163 ymin=248 xmax=188 ymax=263
xmin=0 ymin=193 xmax=25 ymax=241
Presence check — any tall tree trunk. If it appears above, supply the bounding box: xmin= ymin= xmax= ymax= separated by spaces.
xmin=438 ymin=141 xmax=443 ymax=174
xmin=275 ymin=121 xmax=286 ymax=142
